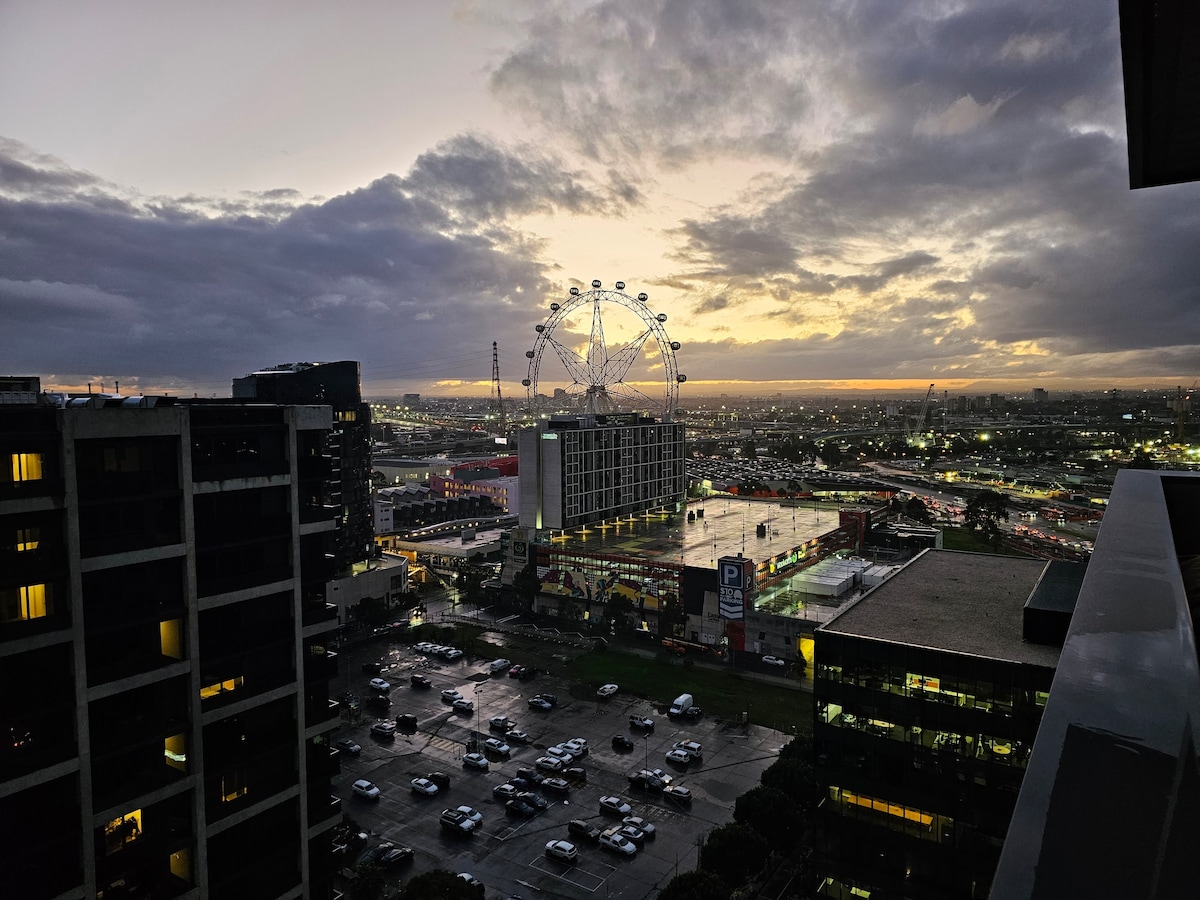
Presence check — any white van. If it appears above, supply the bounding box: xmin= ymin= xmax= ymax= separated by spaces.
xmin=669 ymin=693 xmax=693 ymax=717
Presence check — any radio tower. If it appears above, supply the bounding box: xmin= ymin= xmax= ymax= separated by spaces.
xmin=491 ymin=341 xmax=507 ymax=436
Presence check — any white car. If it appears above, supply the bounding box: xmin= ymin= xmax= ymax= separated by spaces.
xmin=506 ymin=729 xmax=530 ymax=743
xmin=462 ymin=752 xmax=490 ymax=770
xmin=535 ymin=756 xmax=564 ymax=772
xmin=352 ymin=779 xmax=380 ymax=799
xmin=623 ymin=815 xmax=656 ymax=838
xmin=599 ymin=830 xmax=638 ymax=856
xmin=415 ymin=641 xmax=435 ymax=653
xmin=452 ymin=698 xmax=474 ymax=713
xmin=563 ymin=738 xmax=589 ymax=756
xmin=762 ymin=655 xmax=787 ymax=667
xmin=441 ymin=689 xmax=464 ymax=703
xmin=487 ymin=658 xmax=512 ymax=674
xmin=410 ymin=777 xmax=439 ymax=796
xmin=545 ymin=839 xmax=579 ymax=863
xmin=599 ymin=795 xmax=632 ymax=815
xmin=596 ymin=683 xmax=619 ymax=698
xmin=665 ymin=748 xmax=692 ymax=765
xmin=442 ymin=649 xmax=464 ymax=661
xmin=457 ymin=873 xmax=482 ymax=888
xmin=369 ymin=677 xmax=391 ymax=692
xmin=663 ymin=785 xmax=692 ymax=804
xmin=483 ymin=738 xmax=511 ymax=756
xmin=673 ymin=740 xmax=703 ymax=760
xmin=546 ymin=745 xmax=576 ymax=762
xmin=455 ymin=805 xmax=484 ymax=826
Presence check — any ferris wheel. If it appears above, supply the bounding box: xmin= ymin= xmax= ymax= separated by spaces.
xmin=522 ymin=280 xmax=686 ymax=419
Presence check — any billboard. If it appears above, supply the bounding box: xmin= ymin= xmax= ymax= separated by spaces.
xmin=718 ymin=555 xmax=754 ymax=621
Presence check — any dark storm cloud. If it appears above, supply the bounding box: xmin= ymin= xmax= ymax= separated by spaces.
xmin=490 ymin=0 xmax=824 ymax=166
xmin=0 ymin=136 xmax=626 ymax=391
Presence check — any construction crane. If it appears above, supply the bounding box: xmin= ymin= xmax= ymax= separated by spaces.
xmin=490 ymin=341 xmax=507 ymax=437
xmin=905 ymin=383 xmax=935 ymax=447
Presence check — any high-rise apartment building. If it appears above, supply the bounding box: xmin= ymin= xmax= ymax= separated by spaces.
xmin=0 ymin=390 xmax=343 ymax=898
xmin=517 ymin=413 xmax=685 ymax=531
xmin=233 ymin=361 xmax=372 ymax=575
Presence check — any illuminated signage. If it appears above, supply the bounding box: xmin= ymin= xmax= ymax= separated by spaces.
xmin=717 ymin=556 xmax=754 ymax=621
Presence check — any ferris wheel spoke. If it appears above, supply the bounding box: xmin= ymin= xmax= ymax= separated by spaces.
xmin=545 ymin=334 xmax=592 ymax=385
xmin=587 ymin=298 xmax=608 ymax=372
xmin=603 ymin=330 xmax=652 ymax=383
xmin=606 ymin=381 xmax=658 ymax=410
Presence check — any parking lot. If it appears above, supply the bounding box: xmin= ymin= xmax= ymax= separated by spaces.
xmin=333 ymin=634 xmax=787 ymax=898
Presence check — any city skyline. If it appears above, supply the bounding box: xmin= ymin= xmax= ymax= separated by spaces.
xmin=4 ymin=1 xmax=1200 ymax=399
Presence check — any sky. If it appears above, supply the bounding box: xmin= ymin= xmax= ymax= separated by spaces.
xmin=3 ymin=0 xmax=1200 ymax=405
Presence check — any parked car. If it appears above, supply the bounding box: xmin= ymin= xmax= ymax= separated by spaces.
xmin=673 ymin=740 xmax=703 ymax=760
xmin=563 ymin=738 xmax=589 ymax=757
xmin=374 ymin=846 xmax=413 ymax=868
xmin=762 ymin=655 xmax=787 ymax=667
xmin=452 ymin=698 xmax=475 ymax=714
xmin=541 ymin=777 xmax=570 ymax=794
xmin=462 ymin=752 xmax=489 ymax=771
xmin=545 ymin=839 xmax=579 ymax=863
xmin=535 ymin=692 xmax=558 ymax=706
xmin=440 ymin=808 xmax=478 ymax=835
xmin=568 ymin=819 xmax=601 ymax=842
xmin=618 ymin=823 xmax=648 ymax=847
xmin=629 ymin=715 xmax=655 ymax=731
xmin=483 ymin=738 xmax=511 ymax=757
xmin=663 ymin=785 xmax=692 ymax=804
xmin=352 ymin=779 xmax=380 ymax=800
xmin=456 ymin=806 xmax=484 ymax=826
xmin=410 ymin=777 xmax=439 ymax=796
xmin=665 ymin=748 xmax=692 ymax=765
xmin=506 ymin=798 xmax=538 ymax=818
xmin=508 ymin=664 xmax=527 ymax=678
xmin=623 ymin=816 xmax=656 ymax=839
xmin=427 ymin=771 xmax=451 ymax=789
xmin=515 ymin=791 xmax=548 ymax=811
xmin=361 ymin=661 xmax=383 ymax=674
xmin=488 ymin=658 xmax=512 ymax=674
xmin=527 ymin=697 xmax=552 ymax=711
xmin=506 ymin=729 xmax=530 ymax=743
xmin=546 ymin=745 xmax=576 ymax=763
xmin=410 ymin=674 xmax=432 ymax=688
xmin=334 ymin=738 xmax=362 ymax=755
xmin=395 ymin=713 xmax=418 ymax=730
xmin=369 ymin=677 xmax=391 ymax=692
xmin=518 ymin=666 xmax=540 ymax=681
xmin=627 ymin=771 xmax=664 ymax=792
xmin=489 ymin=715 xmax=513 ymax=731
xmin=682 ymin=706 xmax=704 ymax=720
xmin=599 ymin=830 xmax=638 ymax=856
xmin=492 ymin=782 xmax=519 ymax=800
xmin=442 ymin=648 xmax=464 ymax=661
xmin=563 ymin=766 xmax=587 ymax=783
xmin=596 ymin=683 xmax=619 ymax=698
xmin=441 ymin=689 xmax=464 ymax=703
xmin=599 ymin=795 xmax=632 ymax=816
xmin=535 ymin=756 xmax=564 ymax=772
xmin=364 ymin=694 xmax=392 ymax=711
xmin=612 ymin=734 xmax=635 ymax=752
xmin=370 ymin=721 xmax=396 ymax=740
xmin=514 ymin=767 xmax=544 ymax=785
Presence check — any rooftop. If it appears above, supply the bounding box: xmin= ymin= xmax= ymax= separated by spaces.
xmin=822 ymin=549 xmax=1063 ymax=667
xmin=550 ymin=498 xmax=843 ymax=568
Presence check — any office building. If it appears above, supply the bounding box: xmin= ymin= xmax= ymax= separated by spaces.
xmin=518 ymin=413 xmax=685 ymax=531
xmin=234 ymin=361 xmax=372 ymax=575
xmin=814 ymin=550 xmax=1080 ymax=898
xmin=0 ymin=391 xmax=342 ymax=898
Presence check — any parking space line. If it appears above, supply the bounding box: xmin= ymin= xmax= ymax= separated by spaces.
xmin=528 ymin=856 xmax=612 ymax=893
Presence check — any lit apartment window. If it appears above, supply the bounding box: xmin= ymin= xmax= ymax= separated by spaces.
xmin=160 ymin=619 xmax=183 ymax=659
xmin=170 ymin=848 xmax=191 ymax=883
xmin=336 ymin=410 xmax=357 ymax=422
xmin=10 ymin=452 xmax=43 ymax=482
xmin=200 ymin=675 xmax=244 ymax=699
xmin=221 ymin=772 xmax=248 ymax=802
xmin=164 ymin=733 xmax=187 ymax=771
xmin=103 ymin=810 xmax=142 ymax=855
xmin=15 ymin=527 xmax=39 ymax=551
xmin=0 ymin=583 xmax=51 ymax=622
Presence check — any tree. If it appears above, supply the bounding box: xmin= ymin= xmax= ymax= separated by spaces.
xmin=657 ymin=869 xmax=731 ymax=900
xmin=700 ymin=821 xmax=769 ymax=887
xmin=402 ymin=869 xmax=481 ymax=899
xmin=904 ymin=496 xmax=933 ymax=524
xmin=741 ymin=440 xmax=758 ymax=460
xmin=734 ymin=786 xmax=805 ymax=853
xmin=511 ymin=561 xmax=541 ymax=612
xmin=345 ymin=861 xmax=387 ymax=900
xmin=964 ymin=489 xmax=1009 ymax=545
xmin=760 ymin=756 xmax=821 ymax=810
xmin=605 ymin=591 xmax=636 ymax=634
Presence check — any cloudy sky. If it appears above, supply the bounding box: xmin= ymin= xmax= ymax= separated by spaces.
xmin=3 ymin=0 xmax=1198 ymax=403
